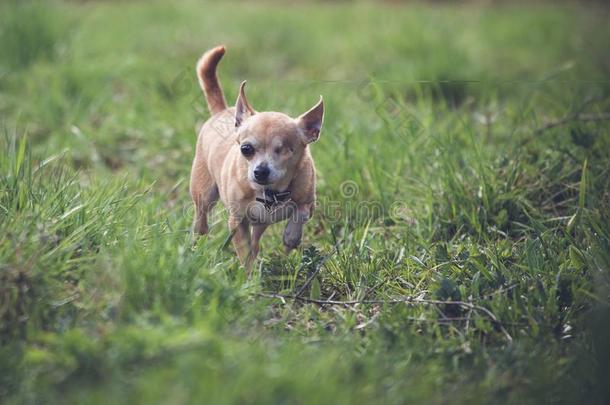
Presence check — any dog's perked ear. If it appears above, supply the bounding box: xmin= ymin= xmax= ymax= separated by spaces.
xmin=235 ymin=81 xmax=255 ymax=128
xmin=296 ymin=96 xmax=324 ymax=144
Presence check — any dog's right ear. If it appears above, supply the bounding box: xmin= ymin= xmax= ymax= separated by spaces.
xmin=235 ymin=81 xmax=255 ymax=128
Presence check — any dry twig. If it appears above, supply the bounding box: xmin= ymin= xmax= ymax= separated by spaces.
xmin=534 ymin=112 xmax=610 ymax=134
xmin=258 ymin=292 xmax=513 ymax=342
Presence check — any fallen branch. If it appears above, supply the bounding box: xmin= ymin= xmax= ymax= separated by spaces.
xmin=534 ymin=112 xmax=610 ymax=134
xmin=258 ymin=292 xmax=513 ymax=342
xmin=294 ymin=244 xmax=339 ymax=298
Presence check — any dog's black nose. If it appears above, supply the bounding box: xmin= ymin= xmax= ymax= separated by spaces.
xmin=254 ymin=164 xmax=270 ymax=182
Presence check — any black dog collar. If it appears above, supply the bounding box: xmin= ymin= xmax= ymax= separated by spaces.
xmin=256 ymin=188 xmax=291 ymax=209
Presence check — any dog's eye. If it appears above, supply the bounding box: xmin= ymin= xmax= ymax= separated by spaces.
xmin=274 ymin=147 xmax=282 ymax=155
xmin=240 ymin=143 xmax=255 ymax=157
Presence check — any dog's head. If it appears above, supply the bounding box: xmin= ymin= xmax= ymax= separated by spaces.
xmin=233 ymin=81 xmax=324 ymax=188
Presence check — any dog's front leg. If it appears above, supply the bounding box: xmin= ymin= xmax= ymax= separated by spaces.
xmin=228 ymin=216 xmax=251 ymax=266
xmin=245 ymin=224 xmax=268 ymax=272
xmin=283 ymin=205 xmax=311 ymax=253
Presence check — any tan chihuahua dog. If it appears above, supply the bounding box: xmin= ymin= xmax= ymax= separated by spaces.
xmin=189 ymin=45 xmax=324 ymax=270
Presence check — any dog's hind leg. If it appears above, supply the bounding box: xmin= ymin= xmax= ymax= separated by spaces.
xmin=190 ymin=156 xmax=218 ymax=236
xmin=192 ymin=183 xmax=218 ymax=236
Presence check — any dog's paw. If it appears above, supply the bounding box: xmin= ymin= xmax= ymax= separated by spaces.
xmin=283 ymin=229 xmax=302 ymax=252
xmin=193 ymin=229 xmax=209 ymax=237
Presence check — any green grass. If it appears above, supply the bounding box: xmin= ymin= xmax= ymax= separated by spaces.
xmin=1 ymin=0 xmax=610 ymax=403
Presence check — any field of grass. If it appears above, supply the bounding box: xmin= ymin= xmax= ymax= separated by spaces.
xmin=1 ymin=0 xmax=610 ymax=403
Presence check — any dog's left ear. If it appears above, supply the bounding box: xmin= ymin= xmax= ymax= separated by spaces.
xmin=235 ymin=81 xmax=255 ymax=128
xmin=296 ymin=96 xmax=324 ymax=144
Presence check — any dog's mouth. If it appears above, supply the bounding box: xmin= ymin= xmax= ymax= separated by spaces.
xmin=253 ymin=179 xmax=272 ymax=186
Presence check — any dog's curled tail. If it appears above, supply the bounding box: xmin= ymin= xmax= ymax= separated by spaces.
xmin=196 ymin=45 xmax=227 ymax=115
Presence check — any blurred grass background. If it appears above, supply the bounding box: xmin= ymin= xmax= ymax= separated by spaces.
xmin=1 ymin=0 xmax=609 ymax=403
